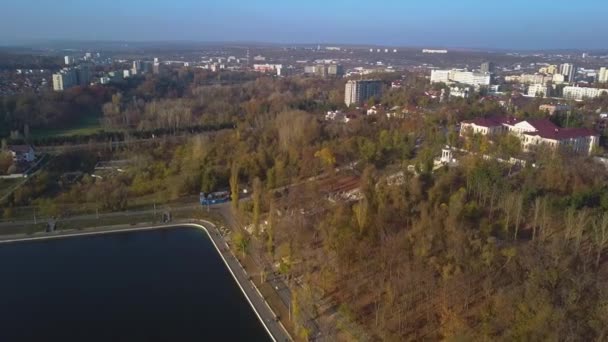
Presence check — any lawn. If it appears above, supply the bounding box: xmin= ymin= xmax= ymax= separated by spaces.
xmin=30 ymin=113 xmax=110 ymax=139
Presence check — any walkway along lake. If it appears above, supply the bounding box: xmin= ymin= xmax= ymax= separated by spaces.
xmin=0 ymin=226 xmax=272 ymax=341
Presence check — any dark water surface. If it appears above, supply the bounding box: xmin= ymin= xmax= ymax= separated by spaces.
xmin=0 ymin=227 xmax=270 ymax=342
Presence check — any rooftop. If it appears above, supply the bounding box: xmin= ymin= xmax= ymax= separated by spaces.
xmin=524 ymin=127 xmax=598 ymax=140
xmin=462 ymin=116 xmax=521 ymax=127
xmin=8 ymin=145 xmax=33 ymax=153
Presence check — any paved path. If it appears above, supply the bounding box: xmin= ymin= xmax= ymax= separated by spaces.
xmin=200 ymin=221 xmax=292 ymax=342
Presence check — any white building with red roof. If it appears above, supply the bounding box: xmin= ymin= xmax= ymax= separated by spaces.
xmin=460 ymin=116 xmax=521 ymax=136
xmin=460 ymin=116 xmax=599 ymax=155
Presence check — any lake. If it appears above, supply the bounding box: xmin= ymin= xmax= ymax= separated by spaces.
xmin=0 ymin=227 xmax=270 ymax=341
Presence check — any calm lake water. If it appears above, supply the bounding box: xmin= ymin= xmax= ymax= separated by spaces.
xmin=0 ymin=227 xmax=270 ymax=342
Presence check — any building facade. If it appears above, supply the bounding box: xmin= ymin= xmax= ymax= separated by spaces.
xmin=563 ymin=86 xmax=608 ymax=101
xmin=460 ymin=116 xmax=598 ymax=155
xmin=253 ymin=64 xmax=282 ymax=75
xmin=599 ymin=67 xmax=608 ymax=83
xmin=560 ymin=63 xmax=576 ymax=82
xmin=481 ymin=61 xmax=495 ymax=73
xmin=449 ymin=86 xmax=473 ymax=98
xmin=344 ymin=80 xmax=383 ymax=106
xmin=539 ymin=104 xmax=570 ymax=116
xmin=430 ymin=69 xmax=451 ymax=83
xmin=304 ymin=64 xmax=344 ymax=77
xmin=528 ymin=84 xmax=550 ymax=97
xmin=52 ymin=68 xmax=77 ymax=91
xmin=430 ymin=69 xmax=491 ymax=87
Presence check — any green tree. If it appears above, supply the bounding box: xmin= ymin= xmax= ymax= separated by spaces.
xmin=233 ymin=231 xmax=249 ymax=259
xmin=314 ymin=147 xmax=336 ymax=172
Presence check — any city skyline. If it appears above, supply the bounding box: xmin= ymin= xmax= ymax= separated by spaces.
xmin=1 ymin=0 xmax=608 ymax=50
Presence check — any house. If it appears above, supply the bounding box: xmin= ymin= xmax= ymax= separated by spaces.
xmin=366 ymin=105 xmax=379 ymax=115
xmin=8 ymin=145 xmax=35 ymax=163
xmin=450 ymin=86 xmax=473 ymax=98
xmin=325 ymin=110 xmax=358 ymax=123
xmin=325 ymin=110 xmax=344 ymax=121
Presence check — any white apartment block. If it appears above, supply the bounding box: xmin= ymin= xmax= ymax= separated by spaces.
xmin=344 ymin=80 xmax=383 ymax=106
xmin=527 ymin=84 xmax=550 ymax=97
xmin=563 ymin=86 xmax=608 ymax=101
xmin=430 ymin=69 xmax=451 ymax=83
xmin=599 ymin=67 xmax=608 ymax=83
xmin=451 ymin=71 xmax=491 ymax=86
xmin=560 ymin=63 xmax=576 ymax=82
xmin=430 ymin=69 xmax=490 ymax=87
xmin=52 ymin=69 xmax=77 ymax=91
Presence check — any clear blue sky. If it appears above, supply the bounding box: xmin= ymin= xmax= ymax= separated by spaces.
xmin=1 ymin=0 xmax=607 ymax=49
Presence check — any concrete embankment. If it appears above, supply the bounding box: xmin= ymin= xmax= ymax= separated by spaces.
xmin=0 ymin=221 xmax=293 ymax=342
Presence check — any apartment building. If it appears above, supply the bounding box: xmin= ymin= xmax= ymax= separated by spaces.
xmin=344 ymin=80 xmax=383 ymax=106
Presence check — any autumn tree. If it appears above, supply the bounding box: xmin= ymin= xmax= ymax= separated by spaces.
xmin=252 ymin=177 xmax=262 ymax=235
xmin=230 ymin=161 xmax=239 ymax=210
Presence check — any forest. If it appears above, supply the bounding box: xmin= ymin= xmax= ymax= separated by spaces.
xmin=3 ymin=68 xmax=608 ymax=340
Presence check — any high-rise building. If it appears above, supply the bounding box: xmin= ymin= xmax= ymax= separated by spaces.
xmin=153 ymin=58 xmax=161 ymax=74
xmin=599 ymin=67 xmax=608 ymax=83
xmin=560 ymin=63 xmax=576 ymax=82
xmin=314 ymin=65 xmax=328 ymax=77
xmin=131 ymin=60 xmax=142 ymax=75
xmin=481 ymin=61 xmax=495 ymax=73
xmin=64 ymin=56 xmax=74 ymax=65
xmin=75 ymin=64 xmax=91 ymax=86
xmin=327 ymin=64 xmax=344 ymax=77
xmin=344 ymin=80 xmax=383 ymax=106
xmin=52 ymin=68 xmax=77 ymax=91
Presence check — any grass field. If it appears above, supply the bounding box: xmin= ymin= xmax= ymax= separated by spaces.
xmin=30 ymin=113 xmax=107 ymax=139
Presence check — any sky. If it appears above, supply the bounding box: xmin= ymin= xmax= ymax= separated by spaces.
xmin=1 ymin=0 xmax=607 ymax=50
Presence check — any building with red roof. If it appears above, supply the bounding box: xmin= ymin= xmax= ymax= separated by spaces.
xmin=460 ymin=116 xmax=521 ymax=136
xmin=460 ymin=116 xmax=599 ymax=155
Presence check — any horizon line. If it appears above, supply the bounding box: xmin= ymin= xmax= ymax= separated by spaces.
xmin=1 ymin=38 xmax=608 ymax=53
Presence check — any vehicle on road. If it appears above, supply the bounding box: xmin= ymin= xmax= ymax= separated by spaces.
xmin=200 ymin=191 xmax=230 ymax=206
